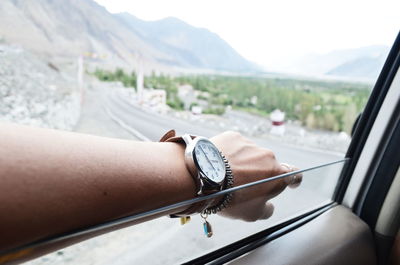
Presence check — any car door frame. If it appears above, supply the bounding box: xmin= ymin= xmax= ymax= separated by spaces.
xmin=184 ymin=31 xmax=400 ymax=265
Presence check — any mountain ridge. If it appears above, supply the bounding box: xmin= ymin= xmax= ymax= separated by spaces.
xmin=270 ymin=45 xmax=390 ymax=81
xmin=113 ymin=12 xmax=259 ymax=72
xmin=0 ymin=0 xmax=258 ymax=72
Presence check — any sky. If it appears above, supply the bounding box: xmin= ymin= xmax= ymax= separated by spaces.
xmin=94 ymin=0 xmax=399 ymax=69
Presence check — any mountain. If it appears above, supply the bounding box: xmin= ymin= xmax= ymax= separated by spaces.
xmin=326 ymin=51 xmax=387 ymax=80
xmin=0 ymin=0 xmax=257 ymax=72
xmin=0 ymin=0 xmax=165 ymax=64
xmin=114 ymin=13 xmax=259 ymax=72
xmin=274 ymin=45 xmax=390 ymax=81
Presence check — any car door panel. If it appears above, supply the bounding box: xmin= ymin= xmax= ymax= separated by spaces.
xmin=230 ymin=205 xmax=376 ymax=265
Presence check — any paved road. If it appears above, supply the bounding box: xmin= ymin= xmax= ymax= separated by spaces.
xmin=74 ymin=85 xmax=139 ymax=140
xmin=106 ymin=90 xmax=343 ymax=169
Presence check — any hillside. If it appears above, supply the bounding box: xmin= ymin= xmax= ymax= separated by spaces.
xmin=326 ymin=54 xmax=387 ymax=79
xmin=0 ymin=0 xmax=257 ymax=72
xmin=275 ymin=45 xmax=390 ymax=81
xmin=114 ymin=13 xmax=259 ymax=72
xmin=0 ymin=0 xmax=164 ymax=63
xmin=0 ymin=44 xmax=80 ymax=129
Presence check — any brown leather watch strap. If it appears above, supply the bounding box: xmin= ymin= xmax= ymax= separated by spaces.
xmin=159 ymin=130 xmax=223 ymax=217
xmin=159 ymin=129 xmax=196 ymax=143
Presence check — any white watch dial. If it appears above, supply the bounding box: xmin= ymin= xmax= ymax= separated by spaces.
xmin=194 ymin=140 xmax=226 ymax=183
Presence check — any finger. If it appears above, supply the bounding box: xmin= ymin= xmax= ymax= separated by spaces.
xmin=280 ymin=163 xmax=303 ymax=188
xmin=288 ymin=166 xmax=302 ymax=189
xmin=259 ymin=201 xmax=275 ymax=219
xmin=288 ymin=174 xmax=302 ymax=188
xmin=280 ymin=162 xmax=295 ymax=185
xmin=279 ymin=162 xmax=292 ymax=173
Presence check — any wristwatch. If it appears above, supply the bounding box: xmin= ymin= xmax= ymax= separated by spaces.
xmin=160 ymin=130 xmax=233 ymax=216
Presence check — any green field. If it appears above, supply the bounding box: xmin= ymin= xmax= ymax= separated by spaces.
xmin=94 ymin=68 xmax=371 ymax=134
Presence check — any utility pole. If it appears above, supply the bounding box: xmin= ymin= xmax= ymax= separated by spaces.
xmin=77 ymin=55 xmax=84 ymax=105
xmin=135 ymin=53 xmax=144 ymax=103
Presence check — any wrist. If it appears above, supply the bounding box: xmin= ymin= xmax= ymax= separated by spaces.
xmin=165 ymin=142 xmax=197 ymax=199
xmin=159 ymin=131 xmax=234 ymax=217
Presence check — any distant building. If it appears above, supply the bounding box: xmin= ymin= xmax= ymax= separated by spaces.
xmin=178 ymin=84 xmax=196 ymax=110
xmin=250 ymin=96 xmax=258 ymax=105
xmin=191 ymin=105 xmax=202 ymax=115
xmin=136 ymin=68 xmax=144 ymax=102
xmin=143 ymin=89 xmax=166 ymax=106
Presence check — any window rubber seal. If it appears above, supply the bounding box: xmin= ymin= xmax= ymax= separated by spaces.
xmin=357 ymin=100 xmax=400 ymax=228
xmin=183 ymin=202 xmax=336 ymax=265
xmin=333 ymin=31 xmax=400 ymax=204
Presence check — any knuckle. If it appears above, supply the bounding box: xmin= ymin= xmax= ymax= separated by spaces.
xmin=263 ymin=149 xmax=276 ymax=160
xmin=277 ymin=164 xmax=288 ymax=175
xmin=224 ymin=131 xmax=242 ymax=139
xmin=243 ymin=142 xmax=257 ymax=151
xmin=277 ymin=163 xmax=289 ymax=174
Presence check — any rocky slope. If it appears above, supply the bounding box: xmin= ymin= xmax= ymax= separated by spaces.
xmin=0 ymin=45 xmax=80 ymax=129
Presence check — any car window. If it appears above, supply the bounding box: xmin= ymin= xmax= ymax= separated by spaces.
xmin=24 ymin=160 xmax=345 ymax=265
xmin=1 ymin=0 xmax=398 ymax=264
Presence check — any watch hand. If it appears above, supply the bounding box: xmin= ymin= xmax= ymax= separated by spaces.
xmin=199 ymin=145 xmax=217 ymax=171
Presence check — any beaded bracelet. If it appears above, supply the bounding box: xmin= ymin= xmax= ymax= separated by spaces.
xmin=200 ymin=154 xmax=234 ymax=237
xmin=202 ymin=153 xmax=234 ymax=215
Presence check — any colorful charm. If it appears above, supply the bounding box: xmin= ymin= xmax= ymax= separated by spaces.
xmin=203 ymin=220 xmax=213 ymax=237
xmin=180 ymin=216 xmax=191 ymax=225
xmin=201 ymin=212 xmax=213 ymax=237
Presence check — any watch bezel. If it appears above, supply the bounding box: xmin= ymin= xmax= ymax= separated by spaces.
xmin=183 ymin=136 xmax=226 ymax=187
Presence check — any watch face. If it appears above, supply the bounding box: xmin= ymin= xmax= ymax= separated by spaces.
xmin=194 ymin=139 xmax=226 ymax=183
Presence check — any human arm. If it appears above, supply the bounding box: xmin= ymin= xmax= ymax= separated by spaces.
xmin=0 ymin=123 xmax=297 ymax=260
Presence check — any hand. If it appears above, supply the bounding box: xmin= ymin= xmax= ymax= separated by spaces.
xmin=210 ymin=131 xmax=302 ymax=222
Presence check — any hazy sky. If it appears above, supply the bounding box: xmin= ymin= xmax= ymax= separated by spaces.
xmin=94 ymin=0 xmax=399 ymax=69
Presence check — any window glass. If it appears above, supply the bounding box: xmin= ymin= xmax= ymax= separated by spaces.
xmin=26 ymin=161 xmax=346 ymax=265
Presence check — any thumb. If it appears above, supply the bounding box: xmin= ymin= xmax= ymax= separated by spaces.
xmin=259 ymin=201 xmax=275 ymax=220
